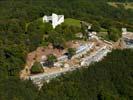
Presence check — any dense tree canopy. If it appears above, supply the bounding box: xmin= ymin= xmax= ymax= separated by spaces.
xmin=0 ymin=0 xmax=132 ymax=78
xmin=108 ymin=27 xmax=121 ymax=41
xmin=30 ymin=62 xmax=44 ymax=74
xmin=0 ymin=78 xmax=38 ymax=100
xmin=67 ymin=48 xmax=76 ymax=59
xmin=0 ymin=0 xmax=133 ymax=99
xmin=37 ymin=49 xmax=133 ymax=100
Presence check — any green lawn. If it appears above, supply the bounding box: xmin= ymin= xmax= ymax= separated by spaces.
xmin=64 ymin=18 xmax=81 ymax=27
xmin=26 ymin=18 xmax=81 ymax=32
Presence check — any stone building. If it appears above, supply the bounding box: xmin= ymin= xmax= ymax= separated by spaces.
xmin=43 ymin=13 xmax=64 ymax=29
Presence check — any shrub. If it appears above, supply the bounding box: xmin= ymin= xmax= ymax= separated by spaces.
xmin=30 ymin=62 xmax=44 ymax=74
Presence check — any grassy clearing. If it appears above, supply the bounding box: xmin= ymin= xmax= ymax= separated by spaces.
xmin=64 ymin=18 xmax=81 ymax=27
xmin=26 ymin=18 xmax=81 ymax=32
xmin=108 ymin=2 xmax=133 ymax=9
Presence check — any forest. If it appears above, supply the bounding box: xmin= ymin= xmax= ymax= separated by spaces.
xmin=0 ymin=0 xmax=133 ymax=100
xmin=0 ymin=49 xmax=133 ymax=100
xmin=37 ymin=49 xmax=133 ymax=100
xmin=108 ymin=0 xmax=133 ymax=2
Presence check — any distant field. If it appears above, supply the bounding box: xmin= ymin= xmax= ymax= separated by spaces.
xmin=64 ymin=18 xmax=81 ymax=27
xmin=108 ymin=2 xmax=133 ymax=9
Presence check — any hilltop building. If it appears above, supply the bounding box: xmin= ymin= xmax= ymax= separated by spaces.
xmin=43 ymin=13 xmax=64 ymax=29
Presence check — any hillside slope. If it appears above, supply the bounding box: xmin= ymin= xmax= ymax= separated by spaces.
xmin=37 ymin=49 xmax=133 ymax=100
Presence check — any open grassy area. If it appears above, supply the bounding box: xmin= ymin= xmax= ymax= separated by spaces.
xmin=108 ymin=2 xmax=133 ymax=9
xmin=64 ymin=18 xmax=81 ymax=27
xmin=26 ymin=18 xmax=81 ymax=32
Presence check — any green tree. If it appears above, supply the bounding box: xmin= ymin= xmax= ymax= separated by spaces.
xmin=100 ymin=19 xmax=113 ymax=30
xmin=108 ymin=28 xmax=121 ymax=41
xmin=67 ymin=48 xmax=76 ymax=59
xmin=91 ymin=21 xmax=101 ymax=32
xmin=30 ymin=62 xmax=43 ymax=74
xmin=81 ymin=22 xmax=88 ymax=40
xmin=47 ymin=30 xmax=65 ymax=48
xmin=47 ymin=54 xmax=57 ymax=63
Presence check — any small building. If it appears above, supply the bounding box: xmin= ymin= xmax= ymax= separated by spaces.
xmin=88 ymin=32 xmax=98 ymax=40
xmin=88 ymin=25 xmax=91 ymax=30
xmin=122 ymin=28 xmax=127 ymax=33
xmin=43 ymin=13 xmax=64 ymax=29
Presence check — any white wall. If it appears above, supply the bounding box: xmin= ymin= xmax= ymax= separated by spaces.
xmin=43 ymin=13 xmax=64 ymax=29
xmin=52 ymin=13 xmax=64 ymax=29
